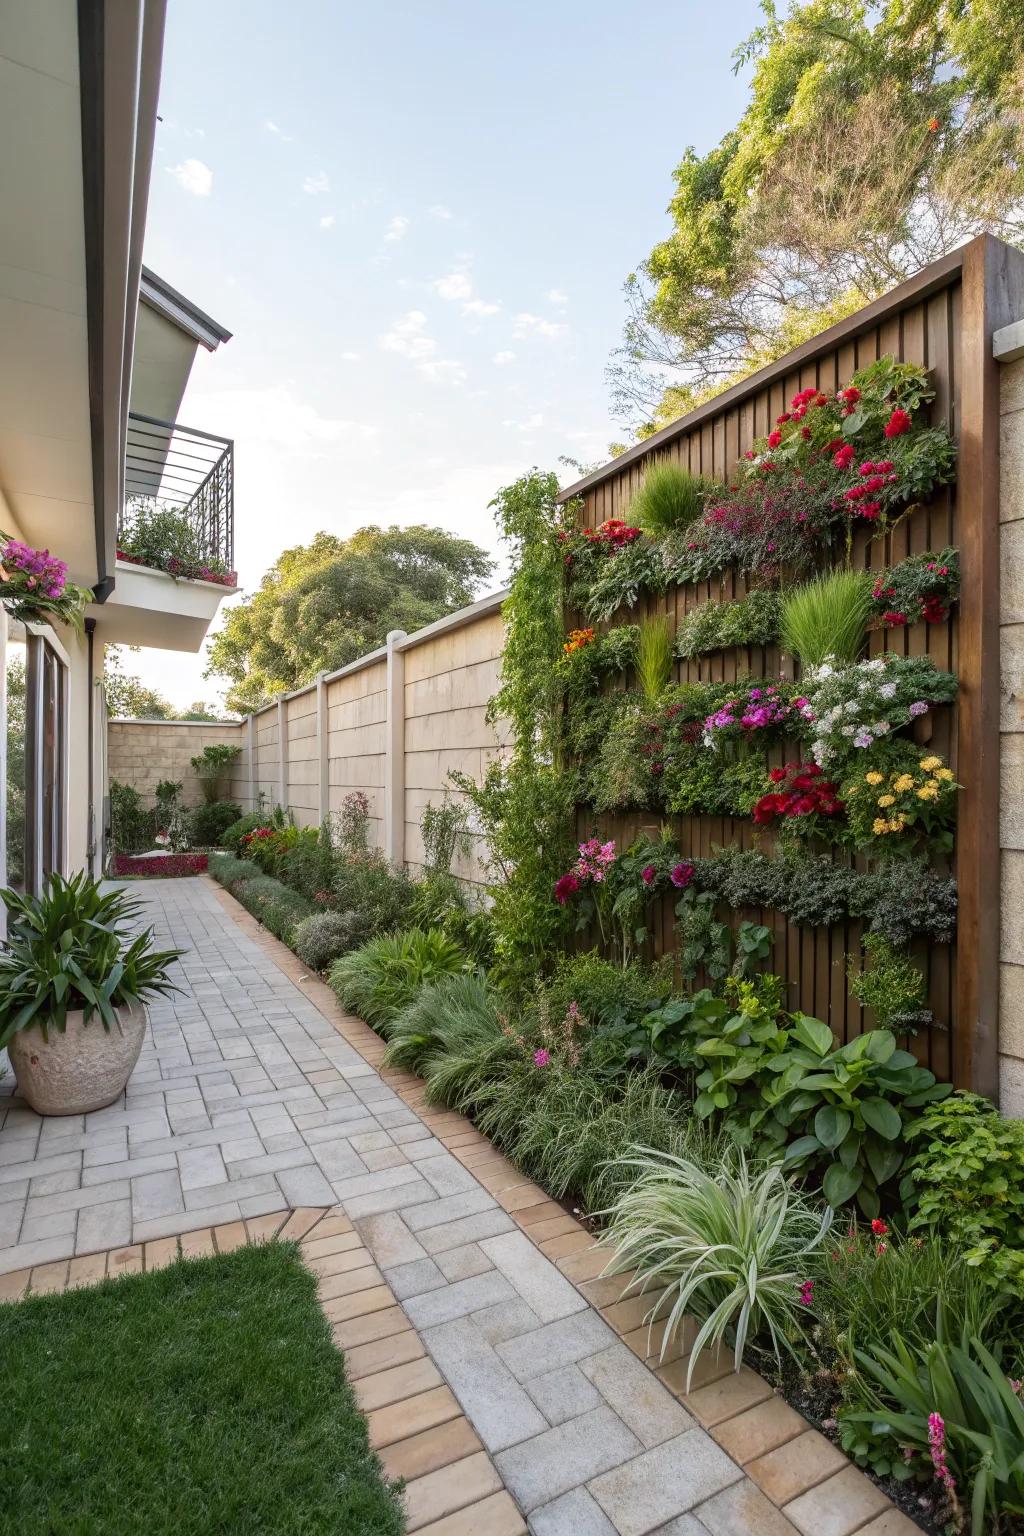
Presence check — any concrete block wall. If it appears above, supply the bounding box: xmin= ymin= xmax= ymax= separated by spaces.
xmin=1000 ymin=354 xmax=1024 ymax=1114
xmin=106 ymin=720 xmax=245 ymax=808
xmin=108 ymin=592 xmax=509 ymax=888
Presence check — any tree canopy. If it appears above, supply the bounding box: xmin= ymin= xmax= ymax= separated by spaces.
xmin=103 ymin=647 xmax=222 ymax=721
xmin=205 ymin=525 xmax=494 ymax=713
xmin=610 ymin=0 xmax=1024 ymax=438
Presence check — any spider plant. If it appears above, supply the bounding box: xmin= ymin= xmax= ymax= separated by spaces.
xmin=780 ymin=567 xmax=872 ymax=666
xmin=636 ymin=616 xmax=674 ymax=701
xmin=328 ymin=928 xmax=465 ymax=1033
xmin=629 ymin=464 xmax=714 ymax=536
xmin=599 ymin=1149 xmax=833 ymax=1389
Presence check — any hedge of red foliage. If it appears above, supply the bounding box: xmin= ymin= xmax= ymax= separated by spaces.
xmin=111 ymin=852 xmax=208 ymax=878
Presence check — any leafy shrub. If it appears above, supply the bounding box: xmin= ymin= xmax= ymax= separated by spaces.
xmin=226 ymin=873 xmax=316 ymax=944
xmin=188 ymin=800 xmax=242 ymax=847
xmin=109 ymin=780 xmax=153 ymax=855
xmin=208 ymin=853 xmax=253 ymax=889
xmin=336 ymin=790 xmax=371 ymax=857
xmin=601 ymin=1152 xmax=832 ymax=1388
xmin=277 ymin=822 xmax=336 ymax=901
xmin=190 ymin=743 xmax=241 ymax=804
xmin=544 ymin=951 xmax=667 ymax=1032
xmin=328 ymin=929 xmax=466 ymax=1033
xmin=384 ymin=972 xmax=499 ymax=1075
xmin=334 ymin=852 xmax=412 ymax=936
xmin=848 ymin=932 xmax=930 ymax=1033
xmin=293 ymin=911 xmax=365 ymax=972
xmin=903 ymin=1092 xmax=1024 ymax=1292
xmin=674 ymin=588 xmax=781 ymax=659
xmin=219 ymin=813 xmax=268 ymax=852
xmin=627 ymin=463 xmax=713 ymax=536
xmin=779 ymin=567 xmax=872 ymax=666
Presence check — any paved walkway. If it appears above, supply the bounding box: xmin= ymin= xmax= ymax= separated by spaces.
xmin=0 ymin=878 xmax=916 ymax=1536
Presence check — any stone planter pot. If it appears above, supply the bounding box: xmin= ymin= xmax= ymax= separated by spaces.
xmin=8 ymin=1002 xmax=148 ymax=1116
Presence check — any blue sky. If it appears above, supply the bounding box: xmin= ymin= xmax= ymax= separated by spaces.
xmin=137 ymin=0 xmax=762 ymax=710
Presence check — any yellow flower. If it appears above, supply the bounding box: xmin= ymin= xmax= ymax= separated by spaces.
xmin=917 ymin=785 xmax=939 ymax=801
xmin=865 ymin=772 xmax=884 ymax=786
xmin=877 ymin=794 xmax=895 ymax=808
xmin=893 ymin=774 xmax=915 ymax=793
xmin=889 ymin=817 xmax=906 ymax=832
xmin=872 ymin=817 xmax=890 ymax=835
xmin=920 ymin=756 xmax=941 ymax=772
xmin=925 ymin=779 xmax=939 ymax=791
xmin=935 ymin=768 xmax=954 ymax=782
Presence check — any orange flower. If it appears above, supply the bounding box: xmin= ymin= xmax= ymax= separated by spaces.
xmin=563 ymin=627 xmax=596 ymax=655
xmin=928 ymin=117 xmax=939 ymax=132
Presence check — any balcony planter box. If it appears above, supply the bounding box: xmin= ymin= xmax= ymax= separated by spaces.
xmin=8 ymin=1003 xmax=148 ymax=1116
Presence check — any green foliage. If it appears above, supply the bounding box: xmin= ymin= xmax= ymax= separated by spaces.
xmin=601 ymin=1153 xmax=832 ymax=1387
xmin=0 ymin=874 xmax=182 ymax=1043
xmin=674 ymin=588 xmax=781 ymax=659
xmin=848 ymin=932 xmax=930 ymax=1034
xmin=775 ymin=1028 xmax=950 ymax=1217
xmin=187 ymin=800 xmax=242 ymax=849
xmin=335 ymin=791 xmax=370 ymax=857
xmin=328 ymin=929 xmax=466 ymax=1033
xmin=543 ymin=950 xmax=669 ymax=1032
xmin=691 ymin=847 xmax=958 ymax=945
xmin=118 ymin=500 xmax=231 ymax=582
xmin=205 ymin=526 xmax=494 ymax=712
xmin=218 ymin=812 xmax=268 ymax=852
xmin=870 ymin=547 xmax=960 ymax=625
xmin=584 ymin=539 xmax=667 ymax=624
xmin=610 ymin=0 xmax=1024 ymax=433
xmin=332 ymin=852 xmax=412 ymax=937
xmin=843 ymin=1327 xmax=1024 ymax=1534
xmin=636 ymin=616 xmax=674 ymax=702
xmin=292 ymin=911 xmax=365 ymax=972
xmin=676 ymin=895 xmax=734 ymax=981
xmin=224 ymin=872 xmax=316 ymax=945
xmin=109 ymin=779 xmax=153 ymax=855
xmin=780 ymin=568 xmax=872 ymax=666
xmin=189 ymin=744 xmax=241 ymax=804
xmin=207 ymin=853 xmax=253 ymax=888
xmin=384 ymin=972 xmax=499 ymax=1075
xmin=627 ymin=463 xmax=713 ymax=535
xmin=420 ymin=798 xmax=471 ymax=876
xmin=903 ymin=1092 xmax=1024 ymax=1292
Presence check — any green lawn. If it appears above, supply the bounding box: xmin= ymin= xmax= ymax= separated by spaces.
xmin=0 ymin=1242 xmax=405 ymax=1536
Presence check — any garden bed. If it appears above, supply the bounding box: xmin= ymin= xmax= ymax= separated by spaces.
xmin=111 ymin=851 xmax=208 ymax=878
xmin=0 ymin=1241 xmax=404 ymax=1535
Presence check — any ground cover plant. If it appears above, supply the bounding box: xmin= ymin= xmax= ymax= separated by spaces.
xmin=0 ymin=1242 xmax=404 ymax=1536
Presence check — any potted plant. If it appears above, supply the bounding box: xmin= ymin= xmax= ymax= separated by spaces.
xmin=0 ymin=873 xmax=183 ymax=1115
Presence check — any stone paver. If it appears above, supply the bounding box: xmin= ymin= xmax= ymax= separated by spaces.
xmin=0 ymin=877 xmax=900 ymax=1535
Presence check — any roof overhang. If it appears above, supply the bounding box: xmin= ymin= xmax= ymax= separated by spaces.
xmin=139 ymin=266 xmax=232 ymax=351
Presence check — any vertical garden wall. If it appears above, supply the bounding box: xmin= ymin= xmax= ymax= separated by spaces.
xmin=557 ymin=235 xmax=1024 ymax=1096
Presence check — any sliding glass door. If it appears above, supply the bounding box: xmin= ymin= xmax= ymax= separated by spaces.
xmin=2 ymin=615 xmax=68 ymax=897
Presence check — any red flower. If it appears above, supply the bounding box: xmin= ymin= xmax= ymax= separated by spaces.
xmin=922 ymin=596 xmax=948 ymax=624
xmin=839 ymin=386 xmax=861 ymax=405
xmin=833 ymin=444 xmax=855 ymax=470
xmin=884 ymin=407 xmax=912 ymax=438
xmin=767 ymin=430 xmax=782 ymax=449
xmin=776 ymin=413 xmax=791 ymax=426
xmin=871 ymin=1218 xmax=889 ymax=1236
xmin=641 ymin=864 xmax=657 ymax=886
xmin=882 ymin=610 xmax=908 ymax=626
xmin=553 ymin=873 xmax=580 ymax=905
xmin=928 ymin=117 xmax=939 ymax=132
xmin=859 ymin=500 xmax=882 ymax=520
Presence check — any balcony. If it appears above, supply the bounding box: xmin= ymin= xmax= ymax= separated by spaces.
xmin=88 ymin=413 xmax=239 ymax=653
xmin=122 ymin=412 xmax=235 ymax=573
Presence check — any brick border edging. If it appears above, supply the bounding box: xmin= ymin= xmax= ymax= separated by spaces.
xmin=0 ymin=1205 xmax=527 ymax=1536
xmin=204 ymin=877 xmax=919 ymax=1536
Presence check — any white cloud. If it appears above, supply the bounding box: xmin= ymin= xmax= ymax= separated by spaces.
xmin=379 ymin=310 xmax=466 ymax=385
xmin=303 ymin=170 xmax=330 ymax=195
xmin=546 ymin=288 xmax=569 ymax=306
xmin=434 ymin=272 xmax=473 ymax=301
xmin=428 ymin=204 xmax=453 ymax=220
xmin=185 ymin=383 xmax=374 ymax=450
xmin=265 ymin=119 xmax=281 ymax=134
xmin=384 ymin=214 xmax=410 ymax=242
xmin=513 ymin=311 xmax=568 ymax=339
xmin=319 ymin=214 xmax=336 ymax=229
xmin=339 ymin=350 xmax=361 ymax=362
xmin=493 ymin=350 xmax=516 ymax=366
xmin=463 ymin=298 xmax=501 ymax=318
xmin=502 ymin=412 xmax=544 ymax=432
xmin=167 ymin=158 xmax=213 ymax=197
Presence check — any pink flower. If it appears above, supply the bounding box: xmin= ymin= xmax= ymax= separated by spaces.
xmin=553 ymin=873 xmax=579 ymax=905
xmin=871 ymin=1219 xmax=889 ymax=1236
xmin=927 ymin=1412 xmax=958 ymax=1503
xmin=641 ymin=864 xmax=656 ymax=886
xmin=833 ymin=443 xmax=855 ymax=470
xmin=884 ymin=407 xmax=912 ymax=438
xmin=670 ymin=862 xmax=694 ymax=889
xmin=798 ymin=1280 xmax=814 ymax=1307
xmin=533 ymin=1048 xmax=551 ymax=1068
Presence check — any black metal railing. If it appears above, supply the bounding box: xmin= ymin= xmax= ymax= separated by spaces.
xmin=122 ymin=412 xmax=234 ymax=571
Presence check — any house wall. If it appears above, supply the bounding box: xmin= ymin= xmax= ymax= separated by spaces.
xmin=999 ymin=355 xmax=1024 ymax=1114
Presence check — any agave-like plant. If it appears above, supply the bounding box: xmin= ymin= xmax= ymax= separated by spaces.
xmin=0 ymin=872 xmax=183 ymax=1044
xmin=599 ymin=1149 xmax=833 ymax=1388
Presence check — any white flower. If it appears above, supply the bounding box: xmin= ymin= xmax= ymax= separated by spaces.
xmin=844 ymin=699 xmax=860 ymax=713
xmin=842 ymin=724 xmax=857 ymax=736
xmin=879 ymin=682 xmax=897 ymax=699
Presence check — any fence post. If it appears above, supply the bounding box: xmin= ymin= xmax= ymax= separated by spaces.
xmin=276 ymin=697 xmax=288 ymax=813
xmin=246 ymin=713 xmax=257 ymax=812
xmin=317 ymin=674 xmax=329 ymax=824
xmin=384 ymin=630 xmax=407 ymax=866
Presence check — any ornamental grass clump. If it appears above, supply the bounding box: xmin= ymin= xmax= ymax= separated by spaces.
xmin=636 ymin=615 xmax=674 ymax=701
xmin=384 ymin=972 xmax=499 ymax=1075
xmin=328 ymin=928 xmax=465 ymax=1033
xmin=628 ymin=463 xmax=714 ymax=536
xmin=600 ymin=1151 xmax=833 ymax=1388
xmin=780 ymin=567 xmax=872 ymax=666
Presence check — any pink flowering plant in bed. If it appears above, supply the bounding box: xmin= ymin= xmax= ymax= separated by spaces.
xmin=0 ymin=534 xmax=93 ymax=628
